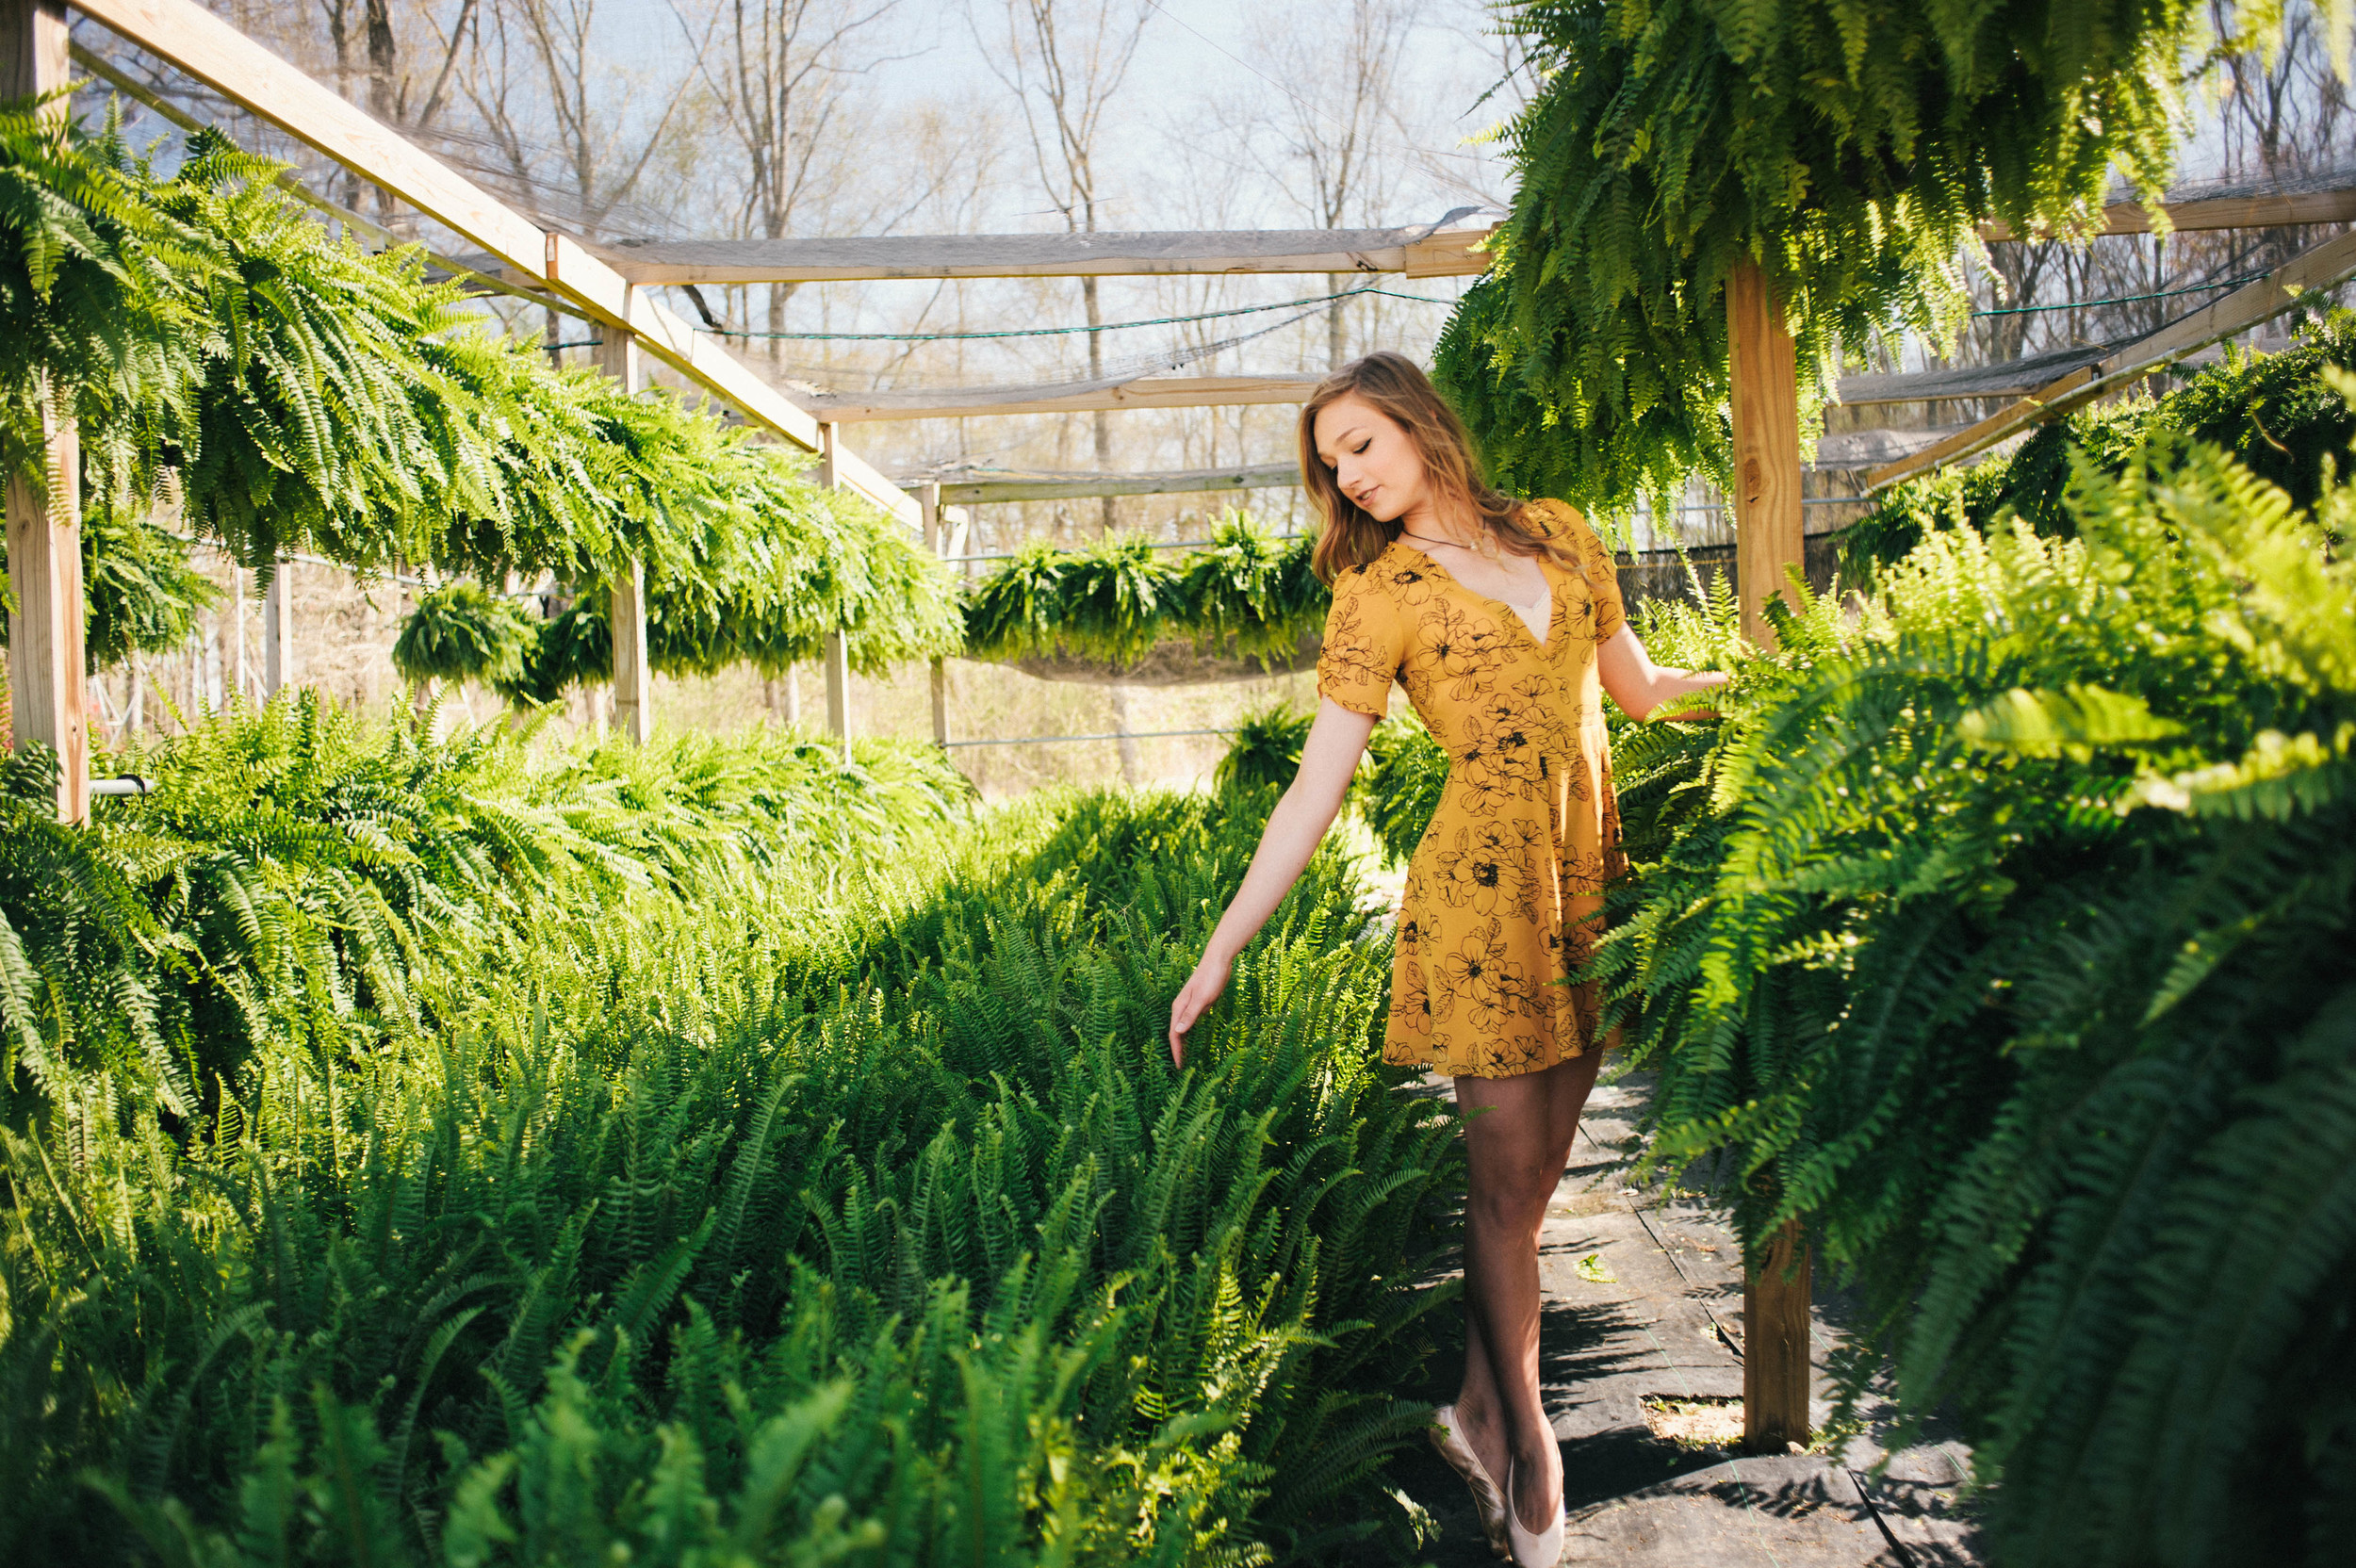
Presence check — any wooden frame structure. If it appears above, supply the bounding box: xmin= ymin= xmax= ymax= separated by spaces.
xmin=577 ymin=225 xmax=1498 ymax=286
xmin=807 ymin=374 xmax=1321 ymax=424
xmin=922 ymin=462 xmax=1299 ymax=506
xmin=1868 ymin=227 xmax=2356 ymax=491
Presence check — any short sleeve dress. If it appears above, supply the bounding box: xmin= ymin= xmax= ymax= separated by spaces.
xmin=1317 ymin=498 xmax=1628 ymax=1078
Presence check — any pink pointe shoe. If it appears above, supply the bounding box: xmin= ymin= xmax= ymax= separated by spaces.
xmin=1429 ymin=1404 xmax=1513 ymax=1559
xmin=1505 ymin=1455 xmax=1566 ymax=1568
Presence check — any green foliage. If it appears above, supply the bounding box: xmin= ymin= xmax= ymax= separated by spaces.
xmin=1358 ymin=715 xmax=1448 ymax=866
xmin=1596 ymin=423 xmax=2356 ymax=1564
xmin=1437 ymin=0 xmax=2262 ymax=513
xmin=0 ymin=506 xmax=219 ymax=667
xmin=1214 ymin=700 xmax=1313 ymax=800
xmin=0 ymin=103 xmax=957 ymax=677
xmin=0 ymin=787 xmax=1458 ymax=1565
xmin=1845 ymin=308 xmax=2356 ymax=575
xmin=391 ymin=580 xmax=540 ymax=688
xmin=0 ymin=691 xmax=971 ymax=1115
xmin=962 ymin=514 xmax=1322 ymax=668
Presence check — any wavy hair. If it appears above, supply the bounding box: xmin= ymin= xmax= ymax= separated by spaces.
xmin=1300 ymin=351 xmax=1580 ymax=584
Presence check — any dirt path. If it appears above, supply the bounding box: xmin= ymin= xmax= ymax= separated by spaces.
xmin=1387 ymin=1070 xmax=1984 ymax=1567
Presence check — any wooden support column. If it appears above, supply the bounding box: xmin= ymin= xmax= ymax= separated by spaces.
xmin=1726 ymin=261 xmax=1806 ymax=650
xmin=818 ymin=422 xmax=850 ymax=760
xmin=921 ymin=481 xmax=949 ymax=749
xmin=1743 ymin=1218 xmax=1813 ymax=1450
xmin=4 ymin=0 xmax=85 ymax=824
xmin=593 ymin=315 xmax=652 ymax=744
xmin=1728 ymin=258 xmax=1814 ymax=1450
xmin=263 ymin=558 xmax=293 ymax=695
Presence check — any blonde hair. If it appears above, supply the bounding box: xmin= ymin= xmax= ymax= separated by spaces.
xmin=1300 ymin=351 xmax=1581 ymax=585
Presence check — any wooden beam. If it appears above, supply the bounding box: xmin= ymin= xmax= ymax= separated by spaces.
xmin=1868 ymin=226 xmax=2356 ymax=492
xmin=817 ymin=424 xmax=850 ymax=758
xmin=810 ymin=375 xmax=1319 ymax=424
xmin=580 ymin=225 xmax=1497 ymax=286
xmin=262 ymin=558 xmax=292 ymax=695
xmin=925 ymin=461 xmax=1299 ymax=505
xmin=922 ymin=482 xmax=948 ymax=750
xmin=1726 ymin=261 xmax=1806 ymax=651
xmin=65 ymin=0 xmax=919 ymax=528
xmin=5 ymin=0 xmax=87 ymax=825
xmin=1742 ymin=1219 xmax=1813 ymax=1451
xmin=593 ymin=319 xmax=652 ymax=743
xmin=1728 ymin=256 xmax=1813 ymax=1454
xmin=1978 ymin=187 xmax=2356 ymax=242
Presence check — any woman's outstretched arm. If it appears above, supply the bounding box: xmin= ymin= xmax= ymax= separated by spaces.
xmin=1168 ymin=696 xmax=1382 ymax=1067
xmin=1596 ymin=626 xmax=1729 ymax=720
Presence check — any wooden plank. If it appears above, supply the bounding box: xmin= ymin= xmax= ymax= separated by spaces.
xmin=811 ymin=374 xmax=1320 ymax=424
xmin=67 ymin=0 xmax=921 ymax=529
xmin=5 ymin=404 xmax=88 ymax=825
xmin=817 ymin=425 xmax=850 ymax=756
xmin=1979 ymin=187 xmax=2356 ymax=242
xmin=594 ymin=320 xmax=652 ymax=743
xmin=1867 ymin=227 xmax=2356 ymax=492
xmin=1743 ymin=1217 xmax=1813 ymax=1451
xmin=70 ymin=0 xmax=549 ymax=281
xmin=922 ymin=482 xmax=948 ymax=750
xmin=931 ymin=460 xmax=1299 ymax=505
xmin=1861 ymin=368 xmax=2095 ymax=489
xmin=581 ymin=225 xmax=1499 ymax=285
xmin=6 ymin=0 xmax=87 ymax=825
xmin=262 ymin=558 xmax=292 ymax=694
xmin=2096 ymin=226 xmax=2356 ymax=375
xmin=1726 ymin=260 xmax=1806 ymax=650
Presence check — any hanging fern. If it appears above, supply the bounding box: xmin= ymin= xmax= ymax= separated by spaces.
xmin=1 ymin=103 xmax=957 ymax=678
xmin=962 ymin=513 xmax=1326 ymax=669
xmin=389 ymin=580 xmax=539 ymax=687
xmin=1436 ymin=0 xmax=2267 ymax=514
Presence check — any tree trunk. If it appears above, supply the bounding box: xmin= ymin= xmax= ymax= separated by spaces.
xmin=1329 ymin=272 xmax=1349 ymax=368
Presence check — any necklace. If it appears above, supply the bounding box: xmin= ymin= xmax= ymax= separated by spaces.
xmin=1400 ymin=528 xmax=1502 ymax=563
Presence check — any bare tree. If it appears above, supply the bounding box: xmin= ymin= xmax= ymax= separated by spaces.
xmin=976 ymin=0 xmax=1153 ymax=528
xmin=669 ymin=0 xmax=913 ymax=361
xmin=1239 ymin=0 xmax=1415 ymax=368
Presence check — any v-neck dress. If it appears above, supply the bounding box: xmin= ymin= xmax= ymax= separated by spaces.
xmin=1317 ymin=498 xmax=1628 ymax=1078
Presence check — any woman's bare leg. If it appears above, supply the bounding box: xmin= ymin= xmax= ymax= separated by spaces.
xmin=1449 ymin=1050 xmax=1605 ymax=1533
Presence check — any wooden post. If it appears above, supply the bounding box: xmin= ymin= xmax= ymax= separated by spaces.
xmin=1726 ymin=261 xmax=1807 ymax=650
xmin=1728 ymin=258 xmax=1814 ymax=1451
xmin=4 ymin=0 xmax=85 ymax=824
xmin=1742 ymin=1217 xmax=1813 ymax=1449
xmin=922 ymin=481 xmax=949 ymax=749
xmin=593 ymin=316 xmax=652 ymax=744
xmin=818 ymin=422 xmax=850 ymax=760
xmin=263 ymin=558 xmax=293 ymax=695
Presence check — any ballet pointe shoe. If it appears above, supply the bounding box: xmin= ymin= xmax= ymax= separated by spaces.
xmin=1505 ymin=1454 xmax=1566 ymax=1568
xmin=1429 ymin=1404 xmax=1512 ymax=1560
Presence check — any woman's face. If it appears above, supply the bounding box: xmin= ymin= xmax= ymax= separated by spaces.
xmin=1313 ymin=394 xmax=1429 ymax=523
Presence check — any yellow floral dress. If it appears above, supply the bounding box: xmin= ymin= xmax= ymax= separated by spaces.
xmin=1317 ymin=499 xmax=1627 ymax=1078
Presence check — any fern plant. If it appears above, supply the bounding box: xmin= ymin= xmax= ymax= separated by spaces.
xmin=1 ymin=102 xmax=957 ymax=679
xmin=0 ymin=787 xmax=1461 ymax=1565
xmin=389 ymin=580 xmax=539 ymax=688
xmin=1435 ymin=0 xmax=2272 ymax=513
xmin=1595 ymin=413 xmax=2356 ymax=1564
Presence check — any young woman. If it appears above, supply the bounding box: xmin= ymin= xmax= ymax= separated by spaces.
xmin=1166 ymin=352 xmax=1726 ymax=1566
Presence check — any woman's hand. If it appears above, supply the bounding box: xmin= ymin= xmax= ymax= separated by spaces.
xmin=1167 ymin=950 xmax=1235 ymax=1069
